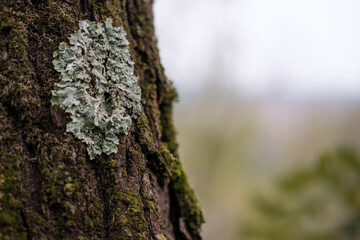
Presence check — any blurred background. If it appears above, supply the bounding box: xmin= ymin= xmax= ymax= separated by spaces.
xmin=154 ymin=1 xmax=360 ymax=239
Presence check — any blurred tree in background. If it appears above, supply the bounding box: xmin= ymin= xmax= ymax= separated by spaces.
xmin=242 ymin=148 xmax=360 ymax=240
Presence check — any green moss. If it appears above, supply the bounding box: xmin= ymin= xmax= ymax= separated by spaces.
xmin=157 ymin=147 xmax=204 ymax=238
xmin=136 ymin=114 xmax=156 ymax=149
xmin=95 ymin=0 xmax=123 ymax=24
xmin=84 ymin=196 xmax=104 ymax=231
xmin=0 ymin=152 xmax=27 ymax=239
xmin=108 ymin=188 xmax=149 ymax=239
xmin=0 ymin=10 xmax=41 ymax=123
xmin=159 ymin=84 xmax=179 ymax=154
xmin=0 ymin=16 xmax=11 ymax=32
xmin=65 ymin=220 xmax=76 ymax=228
xmin=171 ymin=162 xmax=204 ymax=236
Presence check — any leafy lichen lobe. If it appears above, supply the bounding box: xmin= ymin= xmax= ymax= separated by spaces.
xmin=52 ymin=18 xmax=141 ymax=159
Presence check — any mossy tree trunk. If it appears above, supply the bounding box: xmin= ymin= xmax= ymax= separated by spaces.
xmin=0 ymin=1 xmax=204 ymax=239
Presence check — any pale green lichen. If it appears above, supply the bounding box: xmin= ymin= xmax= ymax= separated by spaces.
xmin=51 ymin=18 xmax=142 ymax=159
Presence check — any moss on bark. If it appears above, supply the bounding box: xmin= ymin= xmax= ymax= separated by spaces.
xmin=0 ymin=0 xmax=204 ymax=239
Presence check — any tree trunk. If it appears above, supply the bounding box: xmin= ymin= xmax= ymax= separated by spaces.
xmin=0 ymin=1 xmax=204 ymax=239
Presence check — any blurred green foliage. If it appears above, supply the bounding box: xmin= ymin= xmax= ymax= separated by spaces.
xmin=242 ymin=148 xmax=360 ymax=240
xmin=175 ymin=88 xmax=360 ymax=240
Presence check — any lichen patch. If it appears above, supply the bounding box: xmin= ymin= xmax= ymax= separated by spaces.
xmin=51 ymin=18 xmax=142 ymax=159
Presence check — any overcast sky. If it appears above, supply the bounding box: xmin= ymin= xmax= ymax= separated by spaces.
xmin=154 ymin=0 xmax=360 ymax=100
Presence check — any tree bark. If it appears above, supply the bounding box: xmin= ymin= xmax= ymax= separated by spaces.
xmin=0 ymin=1 xmax=204 ymax=239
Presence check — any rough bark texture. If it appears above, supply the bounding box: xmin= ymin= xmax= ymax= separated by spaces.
xmin=0 ymin=1 xmax=204 ymax=239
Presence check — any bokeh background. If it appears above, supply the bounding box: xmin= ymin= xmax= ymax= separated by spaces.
xmin=154 ymin=1 xmax=360 ymax=239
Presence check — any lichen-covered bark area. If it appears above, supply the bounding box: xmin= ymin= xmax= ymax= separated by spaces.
xmin=0 ymin=1 xmax=204 ymax=239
